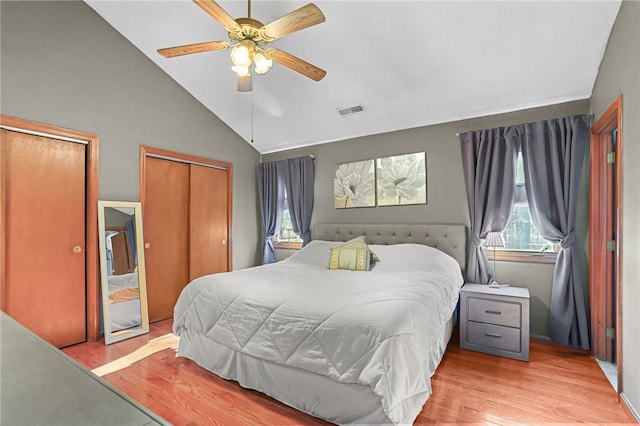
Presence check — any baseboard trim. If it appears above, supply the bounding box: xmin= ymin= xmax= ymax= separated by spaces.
xmin=621 ymin=392 xmax=640 ymax=422
xmin=530 ymin=334 xmax=551 ymax=340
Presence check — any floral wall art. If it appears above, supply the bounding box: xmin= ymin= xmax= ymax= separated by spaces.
xmin=333 ymin=153 xmax=427 ymax=209
xmin=376 ymin=152 xmax=427 ymax=206
xmin=333 ymin=159 xmax=375 ymax=208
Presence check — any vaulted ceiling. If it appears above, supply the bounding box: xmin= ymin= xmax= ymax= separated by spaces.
xmin=85 ymin=1 xmax=620 ymax=154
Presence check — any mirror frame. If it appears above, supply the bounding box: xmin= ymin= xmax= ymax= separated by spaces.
xmin=98 ymin=200 xmax=149 ymax=344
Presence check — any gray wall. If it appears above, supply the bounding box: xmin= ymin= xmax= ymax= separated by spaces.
xmin=264 ymin=100 xmax=590 ymax=337
xmin=590 ymin=0 xmax=640 ymax=416
xmin=0 ymin=1 xmax=262 ymax=269
xmin=104 ymin=208 xmax=132 ymax=229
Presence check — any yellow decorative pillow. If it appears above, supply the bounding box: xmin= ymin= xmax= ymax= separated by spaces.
xmin=338 ymin=236 xmax=379 ymax=262
xmin=328 ymin=247 xmax=371 ymax=271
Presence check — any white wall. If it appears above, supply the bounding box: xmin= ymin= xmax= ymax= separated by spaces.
xmin=590 ymin=0 xmax=640 ymax=416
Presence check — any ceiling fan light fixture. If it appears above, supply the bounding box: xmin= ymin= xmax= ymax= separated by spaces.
xmin=230 ymin=40 xmax=253 ymax=67
xmin=254 ymin=52 xmax=272 ymax=75
xmin=231 ymin=65 xmax=250 ymax=77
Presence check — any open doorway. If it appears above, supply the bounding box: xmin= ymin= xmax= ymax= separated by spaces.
xmin=589 ymin=95 xmax=622 ymax=395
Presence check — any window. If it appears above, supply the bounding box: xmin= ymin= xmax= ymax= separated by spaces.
xmin=273 ymin=192 xmax=303 ymax=249
xmin=494 ymin=151 xmax=556 ymax=263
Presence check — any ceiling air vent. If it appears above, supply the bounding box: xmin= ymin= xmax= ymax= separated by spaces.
xmin=338 ymin=104 xmax=365 ymax=117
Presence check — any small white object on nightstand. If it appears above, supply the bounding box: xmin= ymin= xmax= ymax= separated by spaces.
xmin=459 ymin=283 xmax=530 ymax=361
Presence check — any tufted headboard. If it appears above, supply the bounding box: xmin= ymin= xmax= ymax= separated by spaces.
xmin=312 ymin=223 xmax=467 ymax=273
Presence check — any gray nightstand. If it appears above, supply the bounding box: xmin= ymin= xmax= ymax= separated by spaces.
xmin=459 ymin=284 xmax=530 ymax=361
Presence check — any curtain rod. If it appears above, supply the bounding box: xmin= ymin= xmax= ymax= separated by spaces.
xmin=454 ymin=113 xmax=594 ymax=137
xmin=258 ymin=154 xmax=314 ymax=164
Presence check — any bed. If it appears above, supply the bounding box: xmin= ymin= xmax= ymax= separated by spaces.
xmin=173 ymin=223 xmax=466 ymax=425
xmin=107 ymin=272 xmax=142 ymax=332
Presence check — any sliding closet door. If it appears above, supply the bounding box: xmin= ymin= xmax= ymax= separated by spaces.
xmin=143 ymin=157 xmax=190 ymax=322
xmin=189 ymin=165 xmax=229 ymax=281
xmin=141 ymin=146 xmax=233 ymax=323
xmin=1 ymin=129 xmax=86 ymax=348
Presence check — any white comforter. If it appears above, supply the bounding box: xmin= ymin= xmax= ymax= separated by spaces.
xmin=107 ymin=273 xmax=141 ymax=332
xmin=173 ymin=241 xmax=463 ymax=424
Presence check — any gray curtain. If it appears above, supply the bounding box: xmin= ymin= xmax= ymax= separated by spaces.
xmin=257 ymin=161 xmax=284 ymax=264
xmin=460 ymin=128 xmax=519 ymax=283
xmin=125 ymin=219 xmax=137 ymax=267
xmin=278 ymin=156 xmax=315 ymax=246
xmin=520 ymin=114 xmax=590 ymax=350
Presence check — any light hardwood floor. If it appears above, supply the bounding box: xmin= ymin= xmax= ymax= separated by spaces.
xmin=64 ymin=320 xmax=637 ymax=425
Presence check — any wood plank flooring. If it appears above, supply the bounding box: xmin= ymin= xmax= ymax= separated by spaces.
xmin=64 ymin=320 xmax=637 ymax=425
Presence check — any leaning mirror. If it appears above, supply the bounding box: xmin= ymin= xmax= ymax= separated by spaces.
xmin=98 ymin=201 xmax=149 ymax=345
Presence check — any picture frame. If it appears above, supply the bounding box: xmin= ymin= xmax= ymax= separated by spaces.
xmin=333 ymin=159 xmax=376 ymax=209
xmin=376 ymin=152 xmax=427 ymax=206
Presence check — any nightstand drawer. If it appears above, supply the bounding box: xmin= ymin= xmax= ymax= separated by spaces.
xmin=468 ymin=322 xmax=521 ymax=353
xmin=468 ymin=297 xmax=521 ymax=328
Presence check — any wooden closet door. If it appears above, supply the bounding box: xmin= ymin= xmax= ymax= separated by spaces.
xmin=143 ymin=157 xmax=189 ymax=322
xmin=1 ymin=129 xmax=86 ymax=348
xmin=110 ymin=232 xmax=130 ymax=275
xmin=189 ymin=165 xmax=229 ymax=281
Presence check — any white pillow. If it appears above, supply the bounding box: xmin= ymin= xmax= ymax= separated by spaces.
xmin=368 ymin=243 xmax=461 ymax=276
xmin=283 ymin=240 xmax=341 ymax=267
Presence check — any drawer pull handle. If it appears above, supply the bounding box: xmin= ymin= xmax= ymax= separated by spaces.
xmin=485 ymin=332 xmax=502 ymax=338
xmin=485 ymin=310 xmax=502 ymax=315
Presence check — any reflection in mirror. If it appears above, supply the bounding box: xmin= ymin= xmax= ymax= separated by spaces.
xmin=98 ymin=201 xmax=149 ymax=345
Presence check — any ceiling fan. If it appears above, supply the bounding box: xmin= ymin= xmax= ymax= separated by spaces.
xmin=158 ymin=0 xmax=327 ymax=92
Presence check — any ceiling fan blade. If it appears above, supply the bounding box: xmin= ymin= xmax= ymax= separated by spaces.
xmin=157 ymin=41 xmax=230 ymax=58
xmin=268 ymin=49 xmax=326 ymax=82
xmin=238 ymin=74 xmax=253 ymax=92
xmin=261 ymin=4 xmax=325 ymax=41
xmin=192 ymin=0 xmax=242 ymax=32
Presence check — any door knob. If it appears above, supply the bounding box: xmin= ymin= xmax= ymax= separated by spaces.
xmin=144 ymin=243 xmax=151 ymax=249
xmin=73 ymin=245 xmax=82 ymax=254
